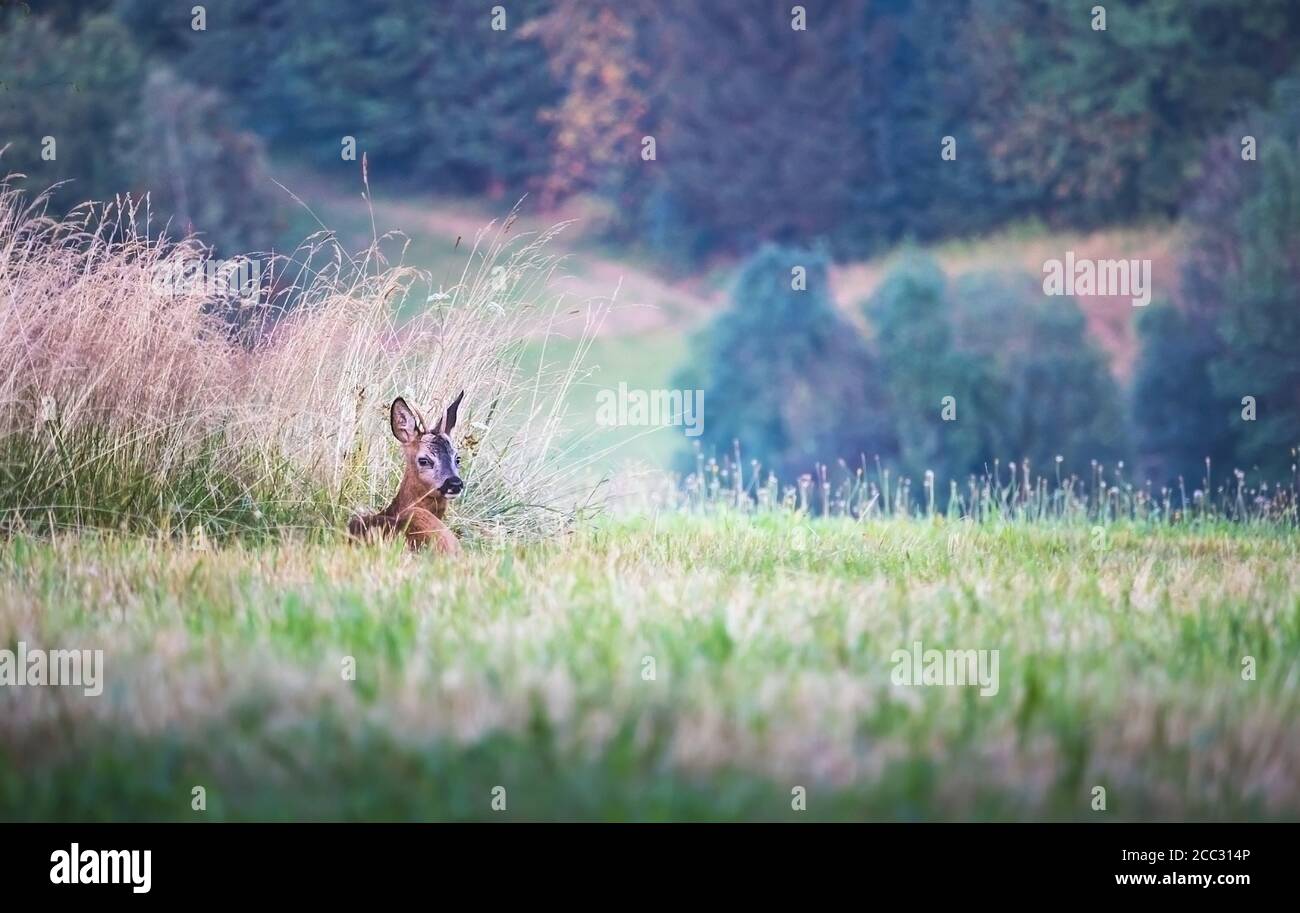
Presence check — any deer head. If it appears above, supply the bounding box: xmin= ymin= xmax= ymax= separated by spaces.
xmin=390 ymin=391 xmax=465 ymax=500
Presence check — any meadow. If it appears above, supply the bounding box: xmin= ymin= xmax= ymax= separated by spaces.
xmin=1 ymin=175 xmax=1297 ymax=823
xmin=2 ymin=514 xmax=1297 ymax=821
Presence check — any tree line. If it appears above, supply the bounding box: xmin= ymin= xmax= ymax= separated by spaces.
xmin=685 ymin=76 xmax=1300 ymax=489
xmin=4 ymin=0 xmax=1299 ymax=262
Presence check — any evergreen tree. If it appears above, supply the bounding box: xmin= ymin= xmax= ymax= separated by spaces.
xmin=625 ymin=1 xmax=867 ymax=259
xmin=0 ymin=10 xmax=281 ymax=253
xmin=676 ymin=245 xmax=893 ymax=482
xmin=848 ymin=0 xmax=1022 ymax=254
xmin=121 ymin=68 xmax=282 ymax=255
xmin=0 ymin=14 xmax=143 ymax=212
xmin=963 ymin=0 xmax=1300 ymax=228
xmin=1182 ymin=78 xmax=1300 ymax=478
xmin=172 ymin=0 xmax=561 ymax=197
xmin=949 ymin=271 xmax=1128 ymax=476
xmin=866 ymin=254 xmax=1000 ymax=484
xmin=1130 ymin=302 xmax=1235 ymax=487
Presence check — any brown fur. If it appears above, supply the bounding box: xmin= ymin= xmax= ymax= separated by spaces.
xmin=348 ymin=392 xmax=465 ymax=554
xmin=348 ymin=489 xmax=459 ymax=554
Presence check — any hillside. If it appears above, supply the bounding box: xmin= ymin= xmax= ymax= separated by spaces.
xmin=271 ymin=167 xmax=1181 ymax=471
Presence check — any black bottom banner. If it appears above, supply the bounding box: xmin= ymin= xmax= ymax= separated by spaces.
xmin=1 ymin=822 xmax=1289 ymax=899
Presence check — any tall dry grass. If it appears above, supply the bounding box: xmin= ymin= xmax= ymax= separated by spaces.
xmin=0 ymin=174 xmax=610 ymax=542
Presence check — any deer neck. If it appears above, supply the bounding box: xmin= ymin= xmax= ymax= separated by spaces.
xmin=388 ymin=472 xmax=448 ymax=521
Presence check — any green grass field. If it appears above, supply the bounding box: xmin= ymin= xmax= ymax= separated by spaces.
xmin=3 ymin=173 xmax=1295 ymax=823
xmin=522 ymin=330 xmax=693 ymax=471
xmin=3 ymin=515 xmax=1296 ymax=821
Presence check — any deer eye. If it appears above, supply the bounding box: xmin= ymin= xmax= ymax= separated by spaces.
xmin=417 ymin=457 xmax=433 ymax=469
xmin=455 ymin=455 xmax=461 ymax=466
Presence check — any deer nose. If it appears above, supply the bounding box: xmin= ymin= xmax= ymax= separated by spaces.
xmin=443 ymin=477 xmax=463 ymax=496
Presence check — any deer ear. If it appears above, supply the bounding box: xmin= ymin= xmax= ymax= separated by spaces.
xmin=438 ymin=390 xmax=464 ymax=435
xmin=390 ymin=397 xmax=422 ymax=443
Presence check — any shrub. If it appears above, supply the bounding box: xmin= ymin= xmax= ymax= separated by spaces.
xmin=866 ymin=260 xmax=1128 ymax=487
xmin=676 ymin=245 xmax=893 ymax=484
xmin=864 ymin=254 xmax=1001 ymax=485
xmin=949 ymin=269 xmax=1128 ymax=476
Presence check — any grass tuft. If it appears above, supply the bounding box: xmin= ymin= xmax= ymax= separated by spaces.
xmin=0 ymin=176 xmax=609 ymax=543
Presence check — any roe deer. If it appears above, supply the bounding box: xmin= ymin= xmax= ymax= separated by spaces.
xmin=348 ymin=391 xmax=465 ymax=553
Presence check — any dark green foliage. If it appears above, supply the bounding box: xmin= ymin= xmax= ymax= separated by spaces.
xmin=0 ymin=14 xmax=143 ymax=212
xmin=171 ymin=0 xmax=561 ymax=197
xmin=625 ymin=1 xmax=867 ymax=259
xmin=963 ymin=0 xmax=1300 ymax=228
xmin=688 ymin=247 xmax=1131 ymax=493
xmin=866 ymin=255 xmax=1001 ymax=482
xmin=11 ymin=0 xmax=1300 ymax=266
xmin=9 ymin=0 xmax=113 ymax=32
xmin=847 ymin=0 xmax=1025 ymax=253
xmin=1174 ymin=78 xmax=1300 ymax=479
xmin=864 ymin=260 xmax=1127 ymax=485
xmin=950 ymin=270 xmax=1128 ymax=476
xmin=677 ymin=245 xmax=894 ymax=481
xmin=0 ymin=10 xmax=281 ymax=254
xmin=620 ymin=0 xmax=1300 ymax=262
xmin=121 ymin=69 xmax=282 ymax=253
xmin=1130 ymin=302 xmax=1235 ymax=487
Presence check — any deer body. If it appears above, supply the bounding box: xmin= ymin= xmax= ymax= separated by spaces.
xmin=348 ymin=392 xmax=465 ymax=554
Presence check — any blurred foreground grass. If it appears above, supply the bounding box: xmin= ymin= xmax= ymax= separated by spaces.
xmin=1 ymin=515 xmax=1297 ymax=821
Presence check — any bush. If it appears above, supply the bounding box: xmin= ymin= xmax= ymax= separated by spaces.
xmin=676 ymin=245 xmax=893 ymax=484
xmin=950 ymin=270 xmax=1128 ymax=476
xmin=864 ymin=254 xmax=1000 ymax=485
xmin=866 ymin=260 xmax=1128 ymax=486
